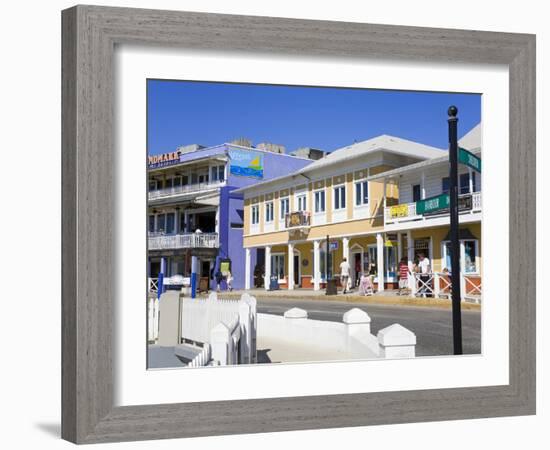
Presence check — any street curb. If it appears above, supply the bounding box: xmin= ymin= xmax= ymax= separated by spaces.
xmin=198 ymin=292 xmax=482 ymax=311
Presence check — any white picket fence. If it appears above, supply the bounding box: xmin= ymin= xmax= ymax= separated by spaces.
xmin=147 ymin=297 xmax=160 ymax=342
xmin=187 ymin=343 xmax=211 ymax=368
xmin=148 ymin=291 xmax=257 ymax=366
xmin=409 ymin=272 xmax=482 ymax=303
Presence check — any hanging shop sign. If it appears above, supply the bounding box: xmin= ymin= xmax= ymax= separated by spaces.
xmin=228 ymin=148 xmax=264 ymax=178
xmin=458 ymin=147 xmax=481 ymax=172
xmin=148 ymin=150 xmax=182 ymax=169
xmin=329 ymin=241 xmax=339 ymax=251
xmin=389 ymin=203 xmax=409 ymax=218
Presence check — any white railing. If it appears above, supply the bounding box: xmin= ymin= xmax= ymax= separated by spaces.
xmin=180 ymin=292 xmax=257 ymax=365
xmin=148 ymin=232 xmax=219 ymax=250
xmin=385 ymin=191 xmax=482 ymax=225
xmin=187 ymin=343 xmax=211 ymax=368
xmin=148 ymin=180 xmax=225 ymax=201
xmin=411 ymin=272 xmax=482 ymax=302
xmin=148 ymin=277 xmax=159 ymax=293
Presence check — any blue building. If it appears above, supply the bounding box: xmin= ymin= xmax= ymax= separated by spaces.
xmin=147 ymin=141 xmax=312 ymax=292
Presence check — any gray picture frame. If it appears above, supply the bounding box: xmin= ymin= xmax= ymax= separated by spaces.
xmin=62 ymin=5 xmax=536 ymax=444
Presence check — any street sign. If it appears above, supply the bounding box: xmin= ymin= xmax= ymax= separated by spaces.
xmin=458 ymin=147 xmax=481 ymax=172
xmin=416 ymin=193 xmax=449 ymax=215
xmin=329 ymin=241 xmax=339 ymax=251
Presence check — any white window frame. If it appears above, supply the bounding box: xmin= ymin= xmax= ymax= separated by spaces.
xmin=265 ymin=201 xmax=274 ymax=223
xmin=250 ymin=204 xmax=260 ymax=232
xmin=296 ymin=193 xmax=307 ymax=212
xmin=333 ymin=184 xmax=346 ymax=210
xmin=354 ymin=179 xmax=369 ymax=207
xmin=279 ymin=196 xmax=290 ymax=229
xmin=314 ymin=189 xmax=326 ymax=213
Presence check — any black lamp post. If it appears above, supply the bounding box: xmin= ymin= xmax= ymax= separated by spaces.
xmin=448 ymin=105 xmax=463 ymax=355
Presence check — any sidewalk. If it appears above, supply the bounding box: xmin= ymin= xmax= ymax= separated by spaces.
xmin=203 ymin=288 xmax=481 ymax=310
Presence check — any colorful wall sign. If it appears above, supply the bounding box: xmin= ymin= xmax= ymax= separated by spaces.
xmin=228 ymin=148 xmax=264 ymax=178
xmin=389 ymin=203 xmax=409 ymax=218
xmin=148 ymin=150 xmax=181 ymax=169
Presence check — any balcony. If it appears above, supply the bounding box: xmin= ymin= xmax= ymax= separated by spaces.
xmin=148 ymin=232 xmax=219 ymax=250
xmin=384 ymin=191 xmax=481 ymax=227
xmin=148 ymin=180 xmax=225 ymax=201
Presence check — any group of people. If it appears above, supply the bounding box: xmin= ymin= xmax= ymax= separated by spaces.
xmin=397 ymin=252 xmax=432 ymax=296
xmin=339 ymin=252 xmax=433 ymax=296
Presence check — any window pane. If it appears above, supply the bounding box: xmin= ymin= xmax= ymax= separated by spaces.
xmin=165 ymin=178 xmax=173 ymax=188
xmin=166 ymin=213 xmax=175 ymax=233
xmin=341 ymin=187 xmax=346 ymax=208
xmin=148 ymin=215 xmax=155 ymax=232
xmin=219 ymin=166 xmax=225 ymax=181
xmin=157 ymin=214 xmax=166 ymax=232
xmin=321 ymin=191 xmax=325 ymax=211
xmin=442 ymin=177 xmax=450 ymax=195
xmin=413 ymin=184 xmax=421 ymax=202
xmin=355 ymin=183 xmax=361 ymax=206
xmin=334 ymin=188 xmax=340 ymax=209
xmin=460 ymin=173 xmax=470 ymax=194
xmin=362 ymin=181 xmax=369 ymax=204
xmin=149 ymin=180 xmax=156 ymax=191
xmin=173 ymin=177 xmax=181 ymax=187
xmin=211 ymin=167 xmax=218 ymax=181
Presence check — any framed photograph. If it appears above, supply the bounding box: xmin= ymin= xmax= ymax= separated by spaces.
xmin=62 ymin=5 xmax=535 ymax=444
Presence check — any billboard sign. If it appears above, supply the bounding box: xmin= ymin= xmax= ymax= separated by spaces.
xmin=228 ymin=148 xmax=264 ymax=178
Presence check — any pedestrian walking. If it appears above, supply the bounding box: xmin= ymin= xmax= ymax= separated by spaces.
xmin=214 ymin=269 xmax=223 ymax=292
xmin=354 ymin=258 xmax=362 ymax=287
xmin=339 ymin=257 xmax=351 ymax=294
xmin=226 ymin=270 xmax=233 ymax=292
xmin=398 ymin=257 xmax=410 ymax=295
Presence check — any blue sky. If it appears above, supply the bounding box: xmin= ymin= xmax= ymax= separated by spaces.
xmin=147 ymin=79 xmax=481 ymax=156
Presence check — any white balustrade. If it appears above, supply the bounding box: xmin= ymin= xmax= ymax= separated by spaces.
xmin=385 ymin=192 xmax=482 ymax=225
xmin=148 ymin=180 xmax=225 ymax=201
xmin=148 ymin=232 xmax=219 ymax=250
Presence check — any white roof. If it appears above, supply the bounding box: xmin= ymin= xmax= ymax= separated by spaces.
xmin=303 ymin=134 xmax=445 ymax=172
xmin=458 ymin=123 xmax=481 ymax=151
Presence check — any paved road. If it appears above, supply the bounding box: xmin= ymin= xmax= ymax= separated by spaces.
xmin=257 ymin=298 xmax=481 ymax=357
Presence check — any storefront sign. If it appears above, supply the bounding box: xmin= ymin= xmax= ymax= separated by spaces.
xmin=389 ymin=203 xmax=409 ymax=218
xmin=459 ymin=147 xmax=481 ymax=172
xmin=416 ymin=194 xmax=449 ymax=215
xmin=148 ymin=150 xmax=182 ymax=169
xmin=417 ymin=193 xmax=473 ymax=216
xmin=329 ymin=241 xmax=339 ymax=251
xmin=228 ymin=148 xmax=264 ymax=178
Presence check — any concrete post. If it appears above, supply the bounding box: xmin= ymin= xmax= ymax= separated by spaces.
xmin=376 ymin=232 xmax=385 ymax=292
xmin=343 ymin=308 xmax=371 ymax=335
xmin=377 ymin=323 xmax=416 ymax=358
xmin=264 ymin=245 xmax=272 ymax=290
xmin=288 ymin=243 xmax=295 ymax=290
xmin=313 ymin=240 xmax=321 ymax=291
xmin=210 ymin=322 xmax=231 ymax=366
xmin=245 ymin=247 xmax=251 ymax=290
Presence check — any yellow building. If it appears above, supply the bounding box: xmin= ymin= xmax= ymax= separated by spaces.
xmin=235 ymin=126 xmax=482 ymax=299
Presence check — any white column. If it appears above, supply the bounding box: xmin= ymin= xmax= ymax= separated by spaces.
xmin=468 ymin=167 xmax=474 ymax=193
xmin=288 ymin=243 xmax=295 ymax=290
xmin=342 ymin=237 xmax=350 ymax=263
xmin=264 ymin=245 xmax=272 ymax=290
xmin=421 ymin=171 xmax=426 ymax=199
xmin=376 ymin=233 xmax=385 ymax=292
xmin=245 ymin=248 xmax=251 ymax=290
xmin=383 ymin=178 xmax=387 ymax=208
xmin=406 ymin=230 xmax=415 ymax=294
xmin=313 ymin=240 xmax=321 ymax=291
